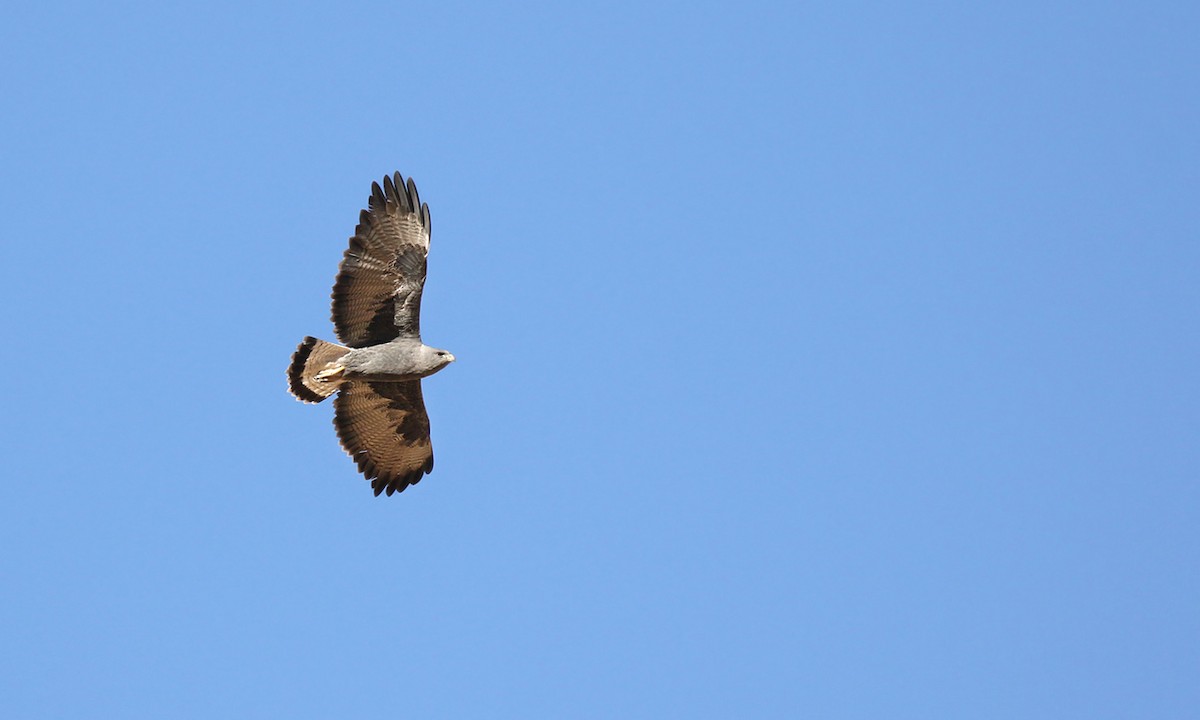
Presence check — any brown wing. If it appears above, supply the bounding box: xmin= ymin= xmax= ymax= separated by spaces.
xmin=332 ymin=380 xmax=434 ymax=496
xmin=331 ymin=172 xmax=432 ymax=348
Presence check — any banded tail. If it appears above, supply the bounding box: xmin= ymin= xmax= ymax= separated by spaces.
xmin=288 ymin=336 xmax=350 ymax=403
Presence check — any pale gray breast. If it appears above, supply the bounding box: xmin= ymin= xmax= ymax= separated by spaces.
xmin=343 ymin=339 xmax=426 ymax=378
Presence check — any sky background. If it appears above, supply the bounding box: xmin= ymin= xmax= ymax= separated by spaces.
xmin=2 ymin=1 xmax=1198 ymax=717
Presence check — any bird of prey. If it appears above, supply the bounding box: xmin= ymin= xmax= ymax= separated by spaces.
xmin=288 ymin=172 xmax=455 ymax=496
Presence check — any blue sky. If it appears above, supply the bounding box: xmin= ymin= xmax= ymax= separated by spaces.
xmin=2 ymin=2 xmax=1197 ymax=717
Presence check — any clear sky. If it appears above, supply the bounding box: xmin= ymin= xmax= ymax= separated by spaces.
xmin=2 ymin=2 xmax=1197 ymax=717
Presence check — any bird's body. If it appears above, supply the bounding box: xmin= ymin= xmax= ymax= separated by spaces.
xmin=288 ymin=172 xmax=454 ymax=496
xmin=342 ymin=338 xmax=454 ymax=381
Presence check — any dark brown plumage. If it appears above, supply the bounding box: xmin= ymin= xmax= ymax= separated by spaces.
xmin=287 ymin=172 xmax=453 ymax=496
xmin=331 ymin=173 xmax=431 ymax=348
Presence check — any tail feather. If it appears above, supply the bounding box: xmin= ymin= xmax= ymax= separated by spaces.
xmin=288 ymin=336 xmax=350 ymax=403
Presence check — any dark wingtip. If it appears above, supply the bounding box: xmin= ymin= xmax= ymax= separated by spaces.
xmin=388 ymin=173 xmax=417 ymax=212
xmin=382 ymin=173 xmax=395 ymax=198
xmin=369 ymin=181 xmax=385 ymax=209
xmin=368 ymin=173 xmax=426 ymax=223
xmin=362 ymin=466 xmax=430 ymax=498
xmin=405 ymin=177 xmax=420 ymax=214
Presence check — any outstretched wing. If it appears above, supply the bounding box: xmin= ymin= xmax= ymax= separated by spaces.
xmin=331 ymin=172 xmax=432 ymax=348
xmin=332 ymin=380 xmax=434 ymax=496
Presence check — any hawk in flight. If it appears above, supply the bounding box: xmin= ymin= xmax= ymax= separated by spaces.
xmin=288 ymin=172 xmax=455 ymax=496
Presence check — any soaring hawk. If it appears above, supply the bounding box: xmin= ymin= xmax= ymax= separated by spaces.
xmin=288 ymin=173 xmax=454 ymax=496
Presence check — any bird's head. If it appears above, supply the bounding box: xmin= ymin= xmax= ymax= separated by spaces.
xmin=425 ymin=346 xmax=456 ymax=373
